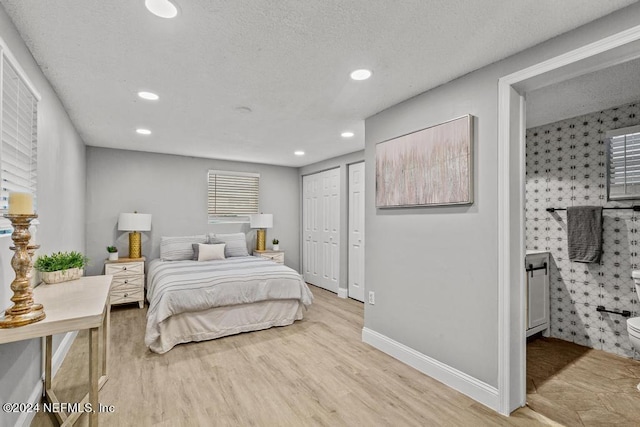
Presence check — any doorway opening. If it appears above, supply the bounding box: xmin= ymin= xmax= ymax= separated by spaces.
xmin=522 ymin=60 xmax=640 ymax=423
xmin=497 ymin=25 xmax=640 ymax=416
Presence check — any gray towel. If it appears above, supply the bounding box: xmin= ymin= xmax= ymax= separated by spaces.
xmin=567 ymin=206 xmax=603 ymax=263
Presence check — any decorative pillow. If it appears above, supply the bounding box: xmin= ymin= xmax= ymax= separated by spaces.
xmin=160 ymin=235 xmax=207 ymax=261
xmin=192 ymin=243 xmax=226 ymax=261
xmin=208 ymin=232 xmax=249 ymax=257
xmin=192 ymin=243 xmax=204 ymax=260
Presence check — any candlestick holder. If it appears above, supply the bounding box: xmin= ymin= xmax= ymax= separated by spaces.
xmin=0 ymin=214 xmax=45 ymax=328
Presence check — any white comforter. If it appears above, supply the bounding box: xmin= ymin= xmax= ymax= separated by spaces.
xmin=144 ymin=256 xmax=313 ymax=349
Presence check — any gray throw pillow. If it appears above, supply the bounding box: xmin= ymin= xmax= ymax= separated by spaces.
xmin=209 ymin=233 xmax=249 ymax=257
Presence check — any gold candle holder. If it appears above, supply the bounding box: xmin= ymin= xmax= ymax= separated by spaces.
xmin=0 ymin=214 xmax=45 ymax=328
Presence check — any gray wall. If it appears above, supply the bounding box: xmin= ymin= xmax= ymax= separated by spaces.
xmin=364 ymin=3 xmax=640 ymax=388
xmin=0 ymin=5 xmax=86 ymax=426
xmin=299 ymin=150 xmax=364 ymax=294
xmin=85 ymin=147 xmax=300 ymax=276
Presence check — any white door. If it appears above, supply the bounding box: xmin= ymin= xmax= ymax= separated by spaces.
xmin=348 ymin=162 xmax=365 ymax=302
xmin=303 ymin=173 xmax=320 ymax=285
xmin=325 ymin=168 xmax=340 ymax=292
xmin=527 ymin=269 xmax=547 ymax=329
xmin=303 ymin=168 xmax=340 ymax=292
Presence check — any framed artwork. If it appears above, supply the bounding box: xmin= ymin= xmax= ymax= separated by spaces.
xmin=375 ymin=115 xmax=473 ymax=208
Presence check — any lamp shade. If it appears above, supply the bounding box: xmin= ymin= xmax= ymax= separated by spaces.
xmin=118 ymin=213 xmax=152 ymax=231
xmin=249 ymin=214 xmax=273 ymax=229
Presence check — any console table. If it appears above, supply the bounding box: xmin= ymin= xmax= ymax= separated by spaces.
xmin=0 ymin=275 xmax=112 ymax=426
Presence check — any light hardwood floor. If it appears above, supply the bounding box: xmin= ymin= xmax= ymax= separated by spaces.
xmin=527 ymin=337 xmax=640 ymax=426
xmin=33 ymin=285 xmax=557 ymax=426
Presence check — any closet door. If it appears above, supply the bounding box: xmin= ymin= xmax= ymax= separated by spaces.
xmin=303 ymin=173 xmax=320 ymax=285
xmin=324 ymin=168 xmax=340 ymax=292
xmin=303 ymin=168 xmax=340 ymax=292
xmin=348 ymin=162 xmax=365 ymax=302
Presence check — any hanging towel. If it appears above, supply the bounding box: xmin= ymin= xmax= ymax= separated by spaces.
xmin=567 ymin=206 xmax=603 ymax=263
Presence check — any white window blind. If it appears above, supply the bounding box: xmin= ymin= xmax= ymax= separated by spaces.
xmin=607 ymin=125 xmax=640 ymax=200
xmin=0 ymin=46 xmax=39 ymax=232
xmin=207 ymin=170 xmax=259 ymax=221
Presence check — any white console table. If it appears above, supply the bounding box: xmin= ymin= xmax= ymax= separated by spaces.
xmin=0 ymin=275 xmax=112 ymax=426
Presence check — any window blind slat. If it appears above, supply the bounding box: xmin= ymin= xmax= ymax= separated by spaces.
xmin=0 ymin=55 xmax=38 ymax=215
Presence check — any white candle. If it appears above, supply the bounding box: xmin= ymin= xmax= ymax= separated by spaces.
xmin=8 ymin=192 xmax=34 ymax=215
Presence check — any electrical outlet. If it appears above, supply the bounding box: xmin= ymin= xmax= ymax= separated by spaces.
xmin=368 ymin=291 xmax=375 ymax=305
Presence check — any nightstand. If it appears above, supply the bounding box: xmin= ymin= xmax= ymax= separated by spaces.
xmin=253 ymin=250 xmax=284 ymax=264
xmin=104 ymin=257 xmax=145 ymax=308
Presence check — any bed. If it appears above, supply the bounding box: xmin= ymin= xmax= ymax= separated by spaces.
xmin=144 ymin=234 xmax=313 ymax=354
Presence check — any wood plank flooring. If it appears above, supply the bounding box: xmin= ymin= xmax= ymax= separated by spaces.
xmin=33 ymin=285 xmax=556 ymax=426
xmin=527 ymin=337 xmax=640 ymax=426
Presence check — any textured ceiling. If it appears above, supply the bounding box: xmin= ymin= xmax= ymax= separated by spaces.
xmin=0 ymin=0 xmax=636 ymax=167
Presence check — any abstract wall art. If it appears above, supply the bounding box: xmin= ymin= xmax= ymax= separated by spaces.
xmin=376 ymin=115 xmax=473 ymax=208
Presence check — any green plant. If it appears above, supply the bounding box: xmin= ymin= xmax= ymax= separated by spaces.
xmin=272 ymin=238 xmax=279 ymax=244
xmin=107 ymin=246 xmax=118 ymax=253
xmin=34 ymin=251 xmax=88 ymax=272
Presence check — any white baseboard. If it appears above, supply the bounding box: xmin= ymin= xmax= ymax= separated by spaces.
xmin=337 ymin=288 xmax=348 ymax=299
xmin=15 ymin=377 xmax=43 ymax=427
xmin=361 ymin=327 xmax=499 ymax=412
xmin=15 ymin=331 xmax=78 ymax=427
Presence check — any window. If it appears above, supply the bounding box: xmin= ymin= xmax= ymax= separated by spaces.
xmin=607 ymin=125 xmax=640 ymax=200
xmin=207 ymin=170 xmax=259 ymax=222
xmin=0 ymin=41 xmax=40 ymax=232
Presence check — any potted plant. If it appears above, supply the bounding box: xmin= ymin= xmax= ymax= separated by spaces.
xmin=34 ymin=251 xmax=88 ymax=284
xmin=272 ymin=238 xmax=280 ymax=251
xmin=107 ymin=245 xmax=118 ymax=261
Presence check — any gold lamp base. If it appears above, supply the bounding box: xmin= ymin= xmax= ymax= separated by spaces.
xmin=256 ymin=229 xmax=266 ymax=251
xmin=129 ymin=231 xmax=142 ymax=259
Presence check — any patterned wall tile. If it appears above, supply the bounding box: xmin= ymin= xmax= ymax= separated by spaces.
xmin=526 ymin=101 xmax=640 ymax=360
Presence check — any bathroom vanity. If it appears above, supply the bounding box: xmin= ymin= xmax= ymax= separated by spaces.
xmin=525 ymin=251 xmax=550 ymax=337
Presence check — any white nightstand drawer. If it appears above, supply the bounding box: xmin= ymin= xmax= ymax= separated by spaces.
xmin=264 ymin=253 xmax=284 ymax=263
xmin=111 ymin=275 xmax=144 ymax=291
xmin=105 ymin=262 xmax=144 ymax=277
xmin=253 ymin=251 xmax=284 ymax=264
xmin=110 ymin=288 xmax=144 ymax=306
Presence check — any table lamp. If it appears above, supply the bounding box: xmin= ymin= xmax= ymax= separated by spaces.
xmin=118 ymin=212 xmax=152 ymax=258
xmin=250 ymin=214 xmax=273 ymax=252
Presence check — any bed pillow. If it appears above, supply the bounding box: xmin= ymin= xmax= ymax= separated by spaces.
xmin=208 ymin=232 xmax=249 ymax=257
xmin=160 ymin=235 xmax=207 ymax=261
xmin=192 ymin=243 xmax=226 ymax=261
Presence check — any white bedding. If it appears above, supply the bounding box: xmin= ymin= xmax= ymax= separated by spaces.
xmin=151 ymin=300 xmax=304 ymax=354
xmin=145 ymin=256 xmax=313 ymax=353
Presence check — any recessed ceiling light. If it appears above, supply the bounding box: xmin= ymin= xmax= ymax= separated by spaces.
xmin=294 ymin=151 xmax=305 ymax=156
xmin=350 ymin=69 xmax=372 ymax=81
xmin=145 ymin=0 xmax=178 ymax=19
xmin=138 ymin=91 xmax=159 ymax=101
xmin=341 ymin=131 xmax=355 ymax=138
xmin=136 ymin=128 xmax=152 ymax=135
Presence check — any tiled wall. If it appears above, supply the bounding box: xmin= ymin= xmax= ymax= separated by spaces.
xmin=525 ymin=101 xmax=640 ymax=359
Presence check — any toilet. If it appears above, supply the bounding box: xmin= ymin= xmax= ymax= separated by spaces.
xmin=629 ymin=271 xmax=640 ymax=391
